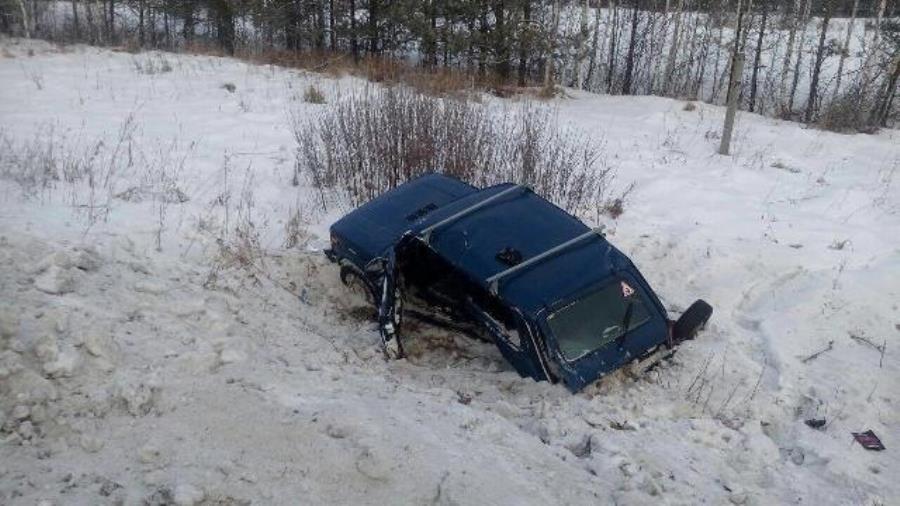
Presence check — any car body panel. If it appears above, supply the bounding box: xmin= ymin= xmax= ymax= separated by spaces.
xmin=330 ymin=173 xmax=476 ymax=265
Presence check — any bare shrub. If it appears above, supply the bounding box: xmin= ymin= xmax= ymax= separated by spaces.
xmin=303 ymin=85 xmax=326 ymax=104
xmin=132 ymin=55 xmax=174 ymax=75
xmin=204 ymin=167 xmax=267 ymax=289
xmin=599 ymin=183 xmax=635 ymax=220
xmin=283 ymin=206 xmax=310 ymax=249
xmin=222 ymin=82 xmax=237 ymax=93
xmin=818 ymin=89 xmax=870 ymax=133
xmin=291 ymin=86 xmax=613 ymax=219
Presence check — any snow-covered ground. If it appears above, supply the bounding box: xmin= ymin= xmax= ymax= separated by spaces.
xmin=1 ymin=38 xmax=898 ymax=505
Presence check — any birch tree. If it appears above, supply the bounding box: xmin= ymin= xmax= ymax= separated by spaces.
xmin=832 ymin=0 xmax=859 ymax=101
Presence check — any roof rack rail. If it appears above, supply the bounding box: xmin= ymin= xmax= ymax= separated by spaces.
xmin=487 ymin=227 xmax=605 ymax=295
xmin=419 ymin=184 xmax=528 ymax=245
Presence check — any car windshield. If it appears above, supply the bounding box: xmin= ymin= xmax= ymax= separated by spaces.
xmin=546 ymin=279 xmax=651 ymax=362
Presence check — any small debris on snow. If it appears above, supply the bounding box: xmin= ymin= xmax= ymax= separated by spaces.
xmin=787 ymin=447 xmax=805 ymax=465
xmin=12 ymin=404 xmax=30 ymax=420
xmin=17 ymin=420 xmax=35 ymax=439
xmin=804 ymin=418 xmax=826 ymax=429
xmin=218 ymin=348 xmax=246 ymax=366
xmin=81 ymin=333 xmax=109 ymax=357
xmin=173 ymin=483 xmax=205 ymax=506
xmin=852 ymin=430 xmax=885 ymax=451
xmin=133 ymin=280 xmax=167 ymax=295
xmin=79 ymin=434 xmax=105 ymax=453
xmin=34 ymin=266 xmax=75 ymax=295
xmin=112 ymin=377 xmax=159 ymax=416
xmin=828 ymin=239 xmax=850 ymax=251
xmin=43 ymin=351 xmax=80 ymax=377
xmin=71 ymin=247 xmax=101 ymax=271
xmin=729 ymin=491 xmax=749 ymax=505
xmin=0 ymin=307 xmax=18 ymax=340
xmin=96 ymin=476 xmax=122 ymax=497
xmin=138 ymin=443 xmax=162 ymax=464
xmin=610 ymin=419 xmax=638 ymax=431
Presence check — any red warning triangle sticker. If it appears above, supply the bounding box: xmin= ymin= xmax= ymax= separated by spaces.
xmin=621 ymin=281 xmax=635 ymax=298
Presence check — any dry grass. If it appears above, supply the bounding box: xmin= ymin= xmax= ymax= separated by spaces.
xmin=237 ymin=47 xmax=526 ymax=99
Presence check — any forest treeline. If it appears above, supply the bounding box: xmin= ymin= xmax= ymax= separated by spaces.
xmin=2 ymin=0 xmax=899 ymax=130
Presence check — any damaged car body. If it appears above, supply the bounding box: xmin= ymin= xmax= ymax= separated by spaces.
xmin=325 ymin=174 xmax=713 ymax=392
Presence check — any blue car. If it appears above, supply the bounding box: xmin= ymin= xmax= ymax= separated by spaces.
xmin=325 ymin=173 xmax=712 ymax=392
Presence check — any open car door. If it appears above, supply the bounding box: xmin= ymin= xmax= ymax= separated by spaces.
xmin=464 ymin=299 xmax=552 ymax=383
xmin=375 ymin=249 xmax=405 ymax=359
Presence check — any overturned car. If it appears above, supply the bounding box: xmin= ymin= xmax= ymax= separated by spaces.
xmin=325 ymin=174 xmax=712 ymax=392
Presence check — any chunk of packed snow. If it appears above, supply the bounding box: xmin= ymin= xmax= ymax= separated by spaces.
xmin=33 ymin=265 xmax=74 ymax=295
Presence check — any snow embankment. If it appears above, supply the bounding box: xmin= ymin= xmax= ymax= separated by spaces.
xmin=1 ymin=38 xmax=898 ymax=505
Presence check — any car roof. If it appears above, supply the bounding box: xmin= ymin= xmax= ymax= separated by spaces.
xmin=408 ymin=182 xmax=627 ymax=317
xmin=331 ymin=173 xmax=634 ymax=317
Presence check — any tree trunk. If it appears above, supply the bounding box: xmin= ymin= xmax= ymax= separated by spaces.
xmin=805 ymin=3 xmax=832 ymax=123
xmin=329 ymin=0 xmax=336 ymax=50
xmin=662 ymin=0 xmax=683 ymax=95
xmin=832 ymin=0 xmax=858 ymax=101
xmin=85 ymin=0 xmax=95 ymax=44
xmin=788 ymin=0 xmax=812 ymax=113
xmin=495 ymin=1 xmax=509 ymax=79
xmin=71 ymin=0 xmax=80 ymax=39
xmin=138 ymin=0 xmax=145 ymax=47
xmin=16 ymin=0 xmax=30 ymax=38
xmin=622 ymin=1 xmax=640 ymax=95
xmin=572 ymin=0 xmax=589 ymax=88
xmin=149 ymin=4 xmax=156 ymax=47
xmin=720 ymin=53 xmax=745 ymax=155
xmin=749 ymin=1 xmax=768 ymax=112
xmin=517 ymin=0 xmax=531 ymax=86
xmin=650 ymin=0 xmax=670 ymax=94
xmin=584 ymin=3 xmax=602 ymax=90
xmin=872 ymin=52 xmax=900 ymax=126
xmin=429 ymin=5 xmax=437 ymax=66
xmin=778 ymin=0 xmax=801 ymax=113
xmin=543 ymin=0 xmax=561 ymax=92
xmin=350 ymin=0 xmax=358 ymax=61
xmin=183 ymin=3 xmax=195 ymax=45
xmin=709 ymin=0 xmax=727 ymax=102
xmin=108 ymin=0 xmax=115 ymax=44
xmin=163 ymin=6 xmax=170 ymax=48
xmin=368 ymin=0 xmax=378 ymax=54
xmin=606 ymin=0 xmax=619 ymax=93
xmin=214 ymin=0 xmax=235 ymax=55
xmin=858 ymin=0 xmax=887 ymax=96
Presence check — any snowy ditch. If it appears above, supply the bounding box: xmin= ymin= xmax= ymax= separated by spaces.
xmin=0 ymin=38 xmax=898 ymax=505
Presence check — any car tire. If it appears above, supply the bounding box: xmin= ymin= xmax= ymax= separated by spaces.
xmin=673 ymin=299 xmax=713 ymax=343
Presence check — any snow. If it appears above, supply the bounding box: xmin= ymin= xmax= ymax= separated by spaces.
xmin=1 ymin=37 xmax=899 ymax=505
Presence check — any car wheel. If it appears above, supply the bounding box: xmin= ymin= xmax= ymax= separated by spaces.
xmin=673 ymin=299 xmax=713 ymax=343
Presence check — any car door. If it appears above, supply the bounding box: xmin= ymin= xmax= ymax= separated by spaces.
xmin=464 ymin=296 xmax=546 ymax=382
